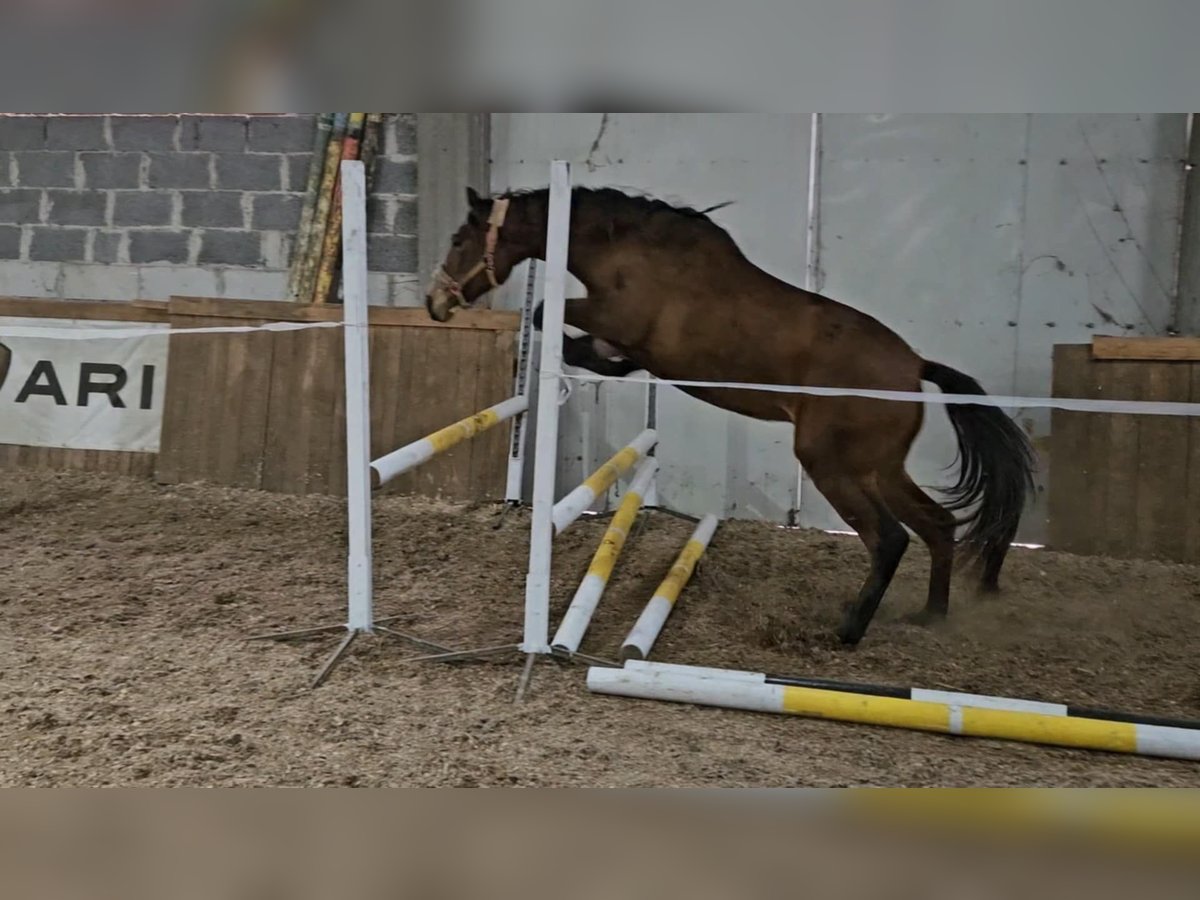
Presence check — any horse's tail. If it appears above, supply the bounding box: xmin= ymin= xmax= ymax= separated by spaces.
xmin=920 ymin=359 xmax=1037 ymax=589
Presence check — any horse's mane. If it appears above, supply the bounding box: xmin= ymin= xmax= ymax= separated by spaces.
xmin=498 ymin=186 xmax=739 ymax=251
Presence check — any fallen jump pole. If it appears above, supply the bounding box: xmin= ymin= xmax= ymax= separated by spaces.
xmin=620 ymin=514 xmax=719 ymax=660
xmin=551 ymin=428 xmax=657 ymax=534
xmin=586 ymin=660 xmax=1200 ymax=762
xmin=370 ymin=395 xmax=529 ymax=488
xmin=551 ymin=457 xmax=659 ymax=655
xmin=751 ymin=671 xmax=1200 ymax=732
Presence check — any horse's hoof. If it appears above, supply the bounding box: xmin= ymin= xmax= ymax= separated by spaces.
xmin=902 ymin=608 xmax=947 ymax=628
xmin=835 ymin=622 xmax=864 ymax=646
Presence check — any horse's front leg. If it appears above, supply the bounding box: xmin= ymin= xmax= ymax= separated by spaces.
xmin=532 ymin=297 xmax=595 ymax=333
xmin=533 ymin=298 xmax=644 ymax=377
xmin=562 ymin=338 xmax=644 ymax=377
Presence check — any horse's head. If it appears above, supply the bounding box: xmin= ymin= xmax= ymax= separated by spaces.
xmin=425 ymin=188 xmax=523 ymax=322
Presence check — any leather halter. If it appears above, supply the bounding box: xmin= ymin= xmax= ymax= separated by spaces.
xmin=433 ymin=197 xmax=510 ymax=302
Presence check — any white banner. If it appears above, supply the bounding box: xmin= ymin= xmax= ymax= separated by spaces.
xmin=0 ymin=317 xmax=170 ymax=453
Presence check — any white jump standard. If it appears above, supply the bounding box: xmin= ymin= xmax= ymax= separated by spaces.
xmin=551 ymin=457 xmax=659 ymax=655
xmin=621 ymin=513 xmax=719 ymax=660
xmin=587 ymin=660 xmax=1200 ymax=762
xmin=253 ymin=160 xmax=542 ymax=688
xmin=248 ymin=159 xmax=449 ymax=687
xmin=519 ymin=161 xmax=573 ymax=692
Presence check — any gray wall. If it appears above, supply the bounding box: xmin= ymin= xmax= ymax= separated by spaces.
xmin=808 ymin=113 xmax=1187 ymax=542
xmin=0 ymin=114 xmax=418 ymax=304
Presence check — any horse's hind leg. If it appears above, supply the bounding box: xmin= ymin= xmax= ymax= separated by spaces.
xmin=804 ymin=464 xmax=910 ymax=645
xmin=878 ymin=467 xmax=956 ymax=624
xmin=979 ymin=522 xmax=1018 ymax=593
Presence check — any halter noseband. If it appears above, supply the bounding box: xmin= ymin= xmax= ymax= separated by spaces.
xmin=433 ymin=197 xmax=510 ymax=303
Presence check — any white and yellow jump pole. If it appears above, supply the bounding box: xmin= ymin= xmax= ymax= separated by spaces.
xmin=620 ymin=514 xmax=719 ymax=660
xmin=587 ymin=660 xmax=1200 ymax=762
xmin=551 ymin=428 xmax=658 ymax=534
xmin=370 ymin=395 xmax=529 ymax=488
xmin=551 ymin=457 xmax=659 ymax=655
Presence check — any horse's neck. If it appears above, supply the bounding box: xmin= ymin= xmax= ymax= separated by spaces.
xmin=521 ymin=200 xmax=759 ymax=291
xmin=565 ymin=231 xmax=758 ymax=296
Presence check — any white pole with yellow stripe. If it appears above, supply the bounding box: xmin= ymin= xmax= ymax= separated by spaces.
xmin=551 ymin=457 xmax=659 ymax=654
xmin=587 ymin=660 xmax=1200 ymax=762
xmin=369 ymin=395 xmax=528 ymax=488
xmin=551 ymin=428 xmax=658 ymax=534
xmin=620 ymin=513 xmax=719 ymax=660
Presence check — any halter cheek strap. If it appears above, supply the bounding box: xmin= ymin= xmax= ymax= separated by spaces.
xmin=434 ymin=198 xmax=511 ymax=301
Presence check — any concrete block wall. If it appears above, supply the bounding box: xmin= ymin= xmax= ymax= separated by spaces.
xmin=0 ymin=114 xmax=419 ymax=305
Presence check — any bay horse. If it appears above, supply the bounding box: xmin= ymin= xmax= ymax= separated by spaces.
xmin=425 ymin=186 xmax=1036 ymax=645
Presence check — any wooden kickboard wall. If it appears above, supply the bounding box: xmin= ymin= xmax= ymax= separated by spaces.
xmin=155 ymin=297 xmax=519 ymax=500
xmin=1049 ymin=341 xmax=1200 ymax=564
xmin=0 ymin=296 xmax=519 ymax=503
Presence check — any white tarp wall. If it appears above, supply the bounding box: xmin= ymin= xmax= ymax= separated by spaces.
xmin=487 ymin=114 xmax=1188 ymax=542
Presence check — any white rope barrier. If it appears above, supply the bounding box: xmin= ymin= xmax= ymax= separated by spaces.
xmin=560 ymin=370 xmax=1200 ymax=417
xmin=0 ymin=320 xmax=344 ymax=340
xmin=6 ymin=316 xmax=1200 ymax=418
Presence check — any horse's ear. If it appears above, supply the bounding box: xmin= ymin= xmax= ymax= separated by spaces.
xmin=466 ymin=186 xmax=486 ymax=210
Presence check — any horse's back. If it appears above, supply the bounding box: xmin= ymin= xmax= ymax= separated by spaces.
xmin=670 ymin=277 xmax=924 ymax=392
xmin=629 ymin=277 xmax=923 ymax=428
xmin=802 ymin=291 xmax=925 ymax=389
